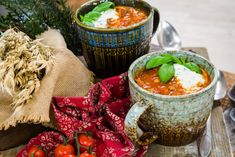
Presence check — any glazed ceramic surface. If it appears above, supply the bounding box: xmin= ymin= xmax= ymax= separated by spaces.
xmin=125 ymin=51 xmax=218 ymax=146
xmin=74 ymin=0 xmax=160 ymax=78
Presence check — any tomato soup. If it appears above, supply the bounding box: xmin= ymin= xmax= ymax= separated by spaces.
xmin=107 ymin=6 xmax=147 ymax=28
xmin=135 ymin=66 xmax=211 ymax=96
xmin=92 ymin=6 xmax=147 ymax=28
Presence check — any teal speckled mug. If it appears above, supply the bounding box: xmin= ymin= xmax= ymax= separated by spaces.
xmin=74 ymin=0 xmax=160 ymax=78
xmin=125 ymin=51 xmax=218 ymax=146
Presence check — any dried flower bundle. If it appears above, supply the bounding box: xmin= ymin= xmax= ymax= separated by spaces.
xmin=0 ymin=29 xmax=54 ymax=108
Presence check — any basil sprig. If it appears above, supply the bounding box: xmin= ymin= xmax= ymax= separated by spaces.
xmin=146 ymin=56 xmax=172 ymax=69
xmin=158 ymin=63 xmax=175 ymax=83
xmin=184 ymin=62 xmax=202 ymax=74
xmin=146 ymin=53 xmax=202 ymax=83
xmin=80 ymin=1 xmax=115 ymax=26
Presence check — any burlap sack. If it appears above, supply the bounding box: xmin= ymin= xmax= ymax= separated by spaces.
xmin=0 ymin=29 xmax=94 ymax=149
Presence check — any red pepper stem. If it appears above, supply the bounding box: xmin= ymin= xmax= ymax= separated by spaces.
xmin=88 ymin=146 xmax=93 ymax=154
xmin=62 ymin=135 xmax=67 ymax=146
xmin=85 ymin=131 xmax=91 ymax=137
xmin=38 ymin=146 xmax=42 ymax=150
xmin=32 ymin=146 xmax=42 ymax=157
xmin=74 ymin=131 xmax=80 ymax=157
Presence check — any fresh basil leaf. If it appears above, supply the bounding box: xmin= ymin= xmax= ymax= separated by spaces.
xmin=93 ymin=1 xmax=115 ymax=12
xmin=83 ymin=21 xmax=94 ymax=26
xmin=80 ymin=15 xmax=84 ymax=21
xmin=146 ymin=56 xmax=173 ymax=70
xmin=184 ymin=62 xmax=202 ymax=74
xmin=80 ymin=1 xmax=115 ymax=25
xmin=161 ymin=53 xmax=182 ymax=64
xmin=83 ymin=11 xmax=101 ymax=21
xmin=172 ymin=56 xmax=181 ymax=64
xmin=158 ymin=63 xmax=175 ymax=83
xmin=83 ymin=18 xmax=94 ymax=25
xmin=179 ymin=57 xmax=187 ymax=64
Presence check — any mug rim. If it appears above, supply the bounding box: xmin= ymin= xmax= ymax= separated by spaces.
xmin=74 ymin=0 xmax=156 ymax=32
xmin=128 ymin=50 xmax=218 ymax=100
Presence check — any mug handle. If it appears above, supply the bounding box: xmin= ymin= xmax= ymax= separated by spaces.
xmin=152 ymin=7 xmax=160 ymax=36
xmin=124 ymin=101 xmax=158 ymax=145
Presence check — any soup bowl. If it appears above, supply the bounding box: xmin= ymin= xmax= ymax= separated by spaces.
xmin=74 ymin=0 xmax=160 ymax=78
xmin=125 ymin=50 xmax=218 ymax=146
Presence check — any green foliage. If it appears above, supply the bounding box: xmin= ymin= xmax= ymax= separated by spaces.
xmin=158 ymin=63 xmax=175 ymax=83
xmin=146 ymin=53 xmax=202 ymax=83
xmin=184 ymin=62 xmax=202 ymax=74
xmin=0 ymin=0 xmax=82 ymax=55
xmin=92 ymin=1 xmax=115 ymax=12
xmin=80 ymin=1 xmax=115 ymax=26
xmin=161 ymin=53 xmax=181 ymax=64
xmin=146 ymin=56 xmax=172 ymax=70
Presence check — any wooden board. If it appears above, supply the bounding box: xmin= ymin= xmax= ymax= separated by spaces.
xmin=0 ymin=146 xmax=24 ymax=157
xmin=144 ymin=47 xmax=233 ymax=157
xmin=0 ymin=47 xmax=234 ymax=157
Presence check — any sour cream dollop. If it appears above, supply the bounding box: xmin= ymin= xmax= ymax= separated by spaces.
xmin=93 ymin=9 xmax=118 ymax=28
xmin=174 ymin=64 xmax=205 ymax=91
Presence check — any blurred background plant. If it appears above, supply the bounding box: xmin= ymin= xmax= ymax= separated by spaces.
xmin=0 ymin=0 xmax=82 ymax=55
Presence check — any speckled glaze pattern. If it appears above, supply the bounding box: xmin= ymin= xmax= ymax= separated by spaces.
xmin=125 ymin=51 xmax=218 ymax=146
xmin=74 ymin=0 xmax=160 ymax=78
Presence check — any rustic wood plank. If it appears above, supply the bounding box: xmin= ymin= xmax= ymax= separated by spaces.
xmin=221 ymin=71 xmax=235 ymax=156
xmin=146 ymin=142 xmax=199 ymax=157
xmin=182 ymin=47 xmax=209 ymax=59
xmin=0 ymin=145 xmax=24 ymax=157
xmin=211 ymin=105 xmax=233 ymax=157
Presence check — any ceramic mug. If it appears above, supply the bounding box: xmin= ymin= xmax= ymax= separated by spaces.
xmin=74 ymin=0 xmax=160 ymax=78
xmin=125 ymin=51 xmax=218 ymax=146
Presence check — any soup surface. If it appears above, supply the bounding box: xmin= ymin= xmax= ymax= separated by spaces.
xmin=93 ymin=6 xmax=147 ymax=28
xmin=135 ymin=64 xmax=211 ymax=96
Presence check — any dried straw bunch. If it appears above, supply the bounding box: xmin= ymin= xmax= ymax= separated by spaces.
xmin=0 ymin=29 xmax=54 ymax=108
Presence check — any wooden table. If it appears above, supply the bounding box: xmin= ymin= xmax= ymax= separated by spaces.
xmin=0 ymin=47 xmax=234 ymax=157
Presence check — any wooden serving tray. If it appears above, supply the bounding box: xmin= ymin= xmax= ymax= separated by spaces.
xmin=0 ymin=47 xmax=234 ymax=157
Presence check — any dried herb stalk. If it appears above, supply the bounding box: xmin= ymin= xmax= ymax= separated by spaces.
xmin=0 ymin=0 xmax=82 ymax=55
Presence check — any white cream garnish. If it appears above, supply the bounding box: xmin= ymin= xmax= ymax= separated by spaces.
xmin=93 ymin=9 xmax=118 ymax=28
xmin=174 ymin=64 xmax=205 ymax=91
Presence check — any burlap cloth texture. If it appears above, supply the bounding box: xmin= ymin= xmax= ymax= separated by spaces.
xmin=0 ymin=30 xmax=94 ymax=147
